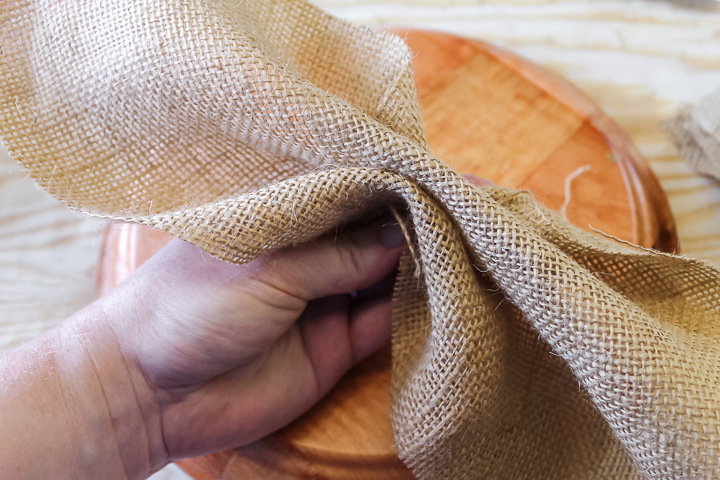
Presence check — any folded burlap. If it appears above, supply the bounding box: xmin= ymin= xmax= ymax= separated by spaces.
xmin=2 ymin=1 xmax=719 ymax=478
xmin=665 ymin=88 xmax=720 ymax=181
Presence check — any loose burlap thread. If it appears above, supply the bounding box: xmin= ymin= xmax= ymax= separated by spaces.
xmin=1 ymin=1 xmax=719 ymax=478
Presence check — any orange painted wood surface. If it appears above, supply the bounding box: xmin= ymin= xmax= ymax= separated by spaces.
xmin=97 ymin=30 xmax=678 ymax=480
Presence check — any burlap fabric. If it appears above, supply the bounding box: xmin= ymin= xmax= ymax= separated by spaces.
xmin=665 ymin=88 xmax=720 ymax=181
xmin=1 ymin=1 xmax=719 ymax=478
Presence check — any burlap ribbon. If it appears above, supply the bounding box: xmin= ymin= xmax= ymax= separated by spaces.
xmin=2 ymin=1 xmax=719 ymax=478
xmin=665 ymin=88 xmax=720 ymax=181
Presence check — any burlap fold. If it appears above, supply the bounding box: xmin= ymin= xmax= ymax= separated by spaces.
xmin=1 ymin=1 xmax=719 ymax=478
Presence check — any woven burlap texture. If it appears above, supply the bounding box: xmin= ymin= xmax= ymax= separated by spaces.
xmin=1 ymin=0 xmax=719 ymax=478
xmin=665 ymin=88 xmax=720 ymax=181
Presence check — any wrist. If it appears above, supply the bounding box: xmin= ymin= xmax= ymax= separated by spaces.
xmin=63 ymin=300 xmax=169 ymax=479
xmin=0 ymin=304 xmax=165 ymax=480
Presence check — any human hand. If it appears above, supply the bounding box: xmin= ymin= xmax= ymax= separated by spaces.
xmin=0 ymin=174 xmax=492 ymax=480
xmin=95 ymin=212 xmax=407 ymax=471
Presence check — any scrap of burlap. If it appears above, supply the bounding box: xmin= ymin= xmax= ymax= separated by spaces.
xmin=1 ymin=1 xmax=719 ymax=478
xmin=664 ymin=88 xmax=720 ymax=181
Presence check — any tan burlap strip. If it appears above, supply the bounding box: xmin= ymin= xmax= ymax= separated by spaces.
xmin=665 ymin=88 xmax=720 ymax=181
xmin=1 ymin=0 xmax=719 ymax=478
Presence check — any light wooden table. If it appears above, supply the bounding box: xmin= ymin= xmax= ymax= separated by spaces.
xmin=2 ymin=2 xmax=719 ymax=479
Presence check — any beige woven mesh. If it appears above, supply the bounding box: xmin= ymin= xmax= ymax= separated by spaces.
xmin=665 ymin=88 xmax=720 ymax=181
xmin=2 ymin=0 xmax=720 ymax=478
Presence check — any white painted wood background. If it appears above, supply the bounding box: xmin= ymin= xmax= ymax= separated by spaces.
xmin=1 ymin=1 xmax=719 ymax=479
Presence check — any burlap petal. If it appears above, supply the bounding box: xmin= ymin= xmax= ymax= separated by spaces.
xmin=1 ymin=1 xmax=719 ymax=478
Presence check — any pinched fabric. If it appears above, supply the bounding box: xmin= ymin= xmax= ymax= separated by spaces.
xmin=1 ymin=1 xmax=719 ymax=478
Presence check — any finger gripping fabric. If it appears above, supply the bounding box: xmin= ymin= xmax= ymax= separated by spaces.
xmin=1 ymin=1 xmax=719 ymax=478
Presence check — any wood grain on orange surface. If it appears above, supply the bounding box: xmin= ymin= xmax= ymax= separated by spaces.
xmin=422 ymin=52 xmax=584 ymax=188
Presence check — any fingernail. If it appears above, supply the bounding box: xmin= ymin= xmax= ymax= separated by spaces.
xmin=378 ymin=219 xmax=406 ymax=249
xmin=464 ymin=174 xmax=496 ymax=187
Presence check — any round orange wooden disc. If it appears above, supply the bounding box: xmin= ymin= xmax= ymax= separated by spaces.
xmin=97 ymin=30 xmax=678 ymax=480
